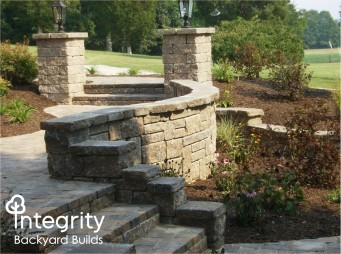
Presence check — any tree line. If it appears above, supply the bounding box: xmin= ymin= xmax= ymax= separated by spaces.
xmin=1 ymin=0 xmax=340 ymax=55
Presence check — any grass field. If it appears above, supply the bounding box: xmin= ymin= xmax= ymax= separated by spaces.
xmin=304 ymin=48 xmax=340 ymax=89
xmin=28 ymin=46 xmax=340 ymax=89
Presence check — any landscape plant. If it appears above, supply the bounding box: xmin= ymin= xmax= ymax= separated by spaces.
xmin=216 ymin=88 xmax=234 ymax=108
xmin=128 ymin=68 xmax=139 ymax=76
xmin=0 ymin=78 xmax=11 ymax=97
xmin=4 ymin=99 xmax=36 ymax=123
xmin=86 ymin=66 xmax=97 ymax=75
xmin=284 ymin=103 xmax=339 ymax=187
xmin=212 ymin=60 xmax=234 ymax=83
xmin=0 ymin=39 xmax=38 ymax=83
xmin=270 ymin=60 xmax=312 ymax=100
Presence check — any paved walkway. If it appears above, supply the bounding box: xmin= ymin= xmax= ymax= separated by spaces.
xmin=1 ymin=102 xmax=340 ymax=253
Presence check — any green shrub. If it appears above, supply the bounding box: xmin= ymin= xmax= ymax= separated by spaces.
xmin=0 ymin=39 xmax=38 ymax=83
xmin=0 ymin=78 xmax=11 ymax=97
xmin=216 ymin=117 xmax=243 ymax=153
xmin=212 ymin=61 xmax=234 ymax=83
xmin=0 ymin=103 xmax=8 ymax=116
xmin=213 ymin=18 xmax=304 ymax=79
xmin=6 ymin=99 xmax=36 ymax=123
xmin=128 ymin=68 xmax=139 ymax=76
xmin=284 ymin=103 xmax=339 ymax=187
xmin=270 ymin=60 xmax=312 ymax=100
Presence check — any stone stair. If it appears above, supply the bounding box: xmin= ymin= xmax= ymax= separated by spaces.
xmin=72 ymin=77 xmax=172 ymax=106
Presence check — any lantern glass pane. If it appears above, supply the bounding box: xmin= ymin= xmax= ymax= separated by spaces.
xmin=188 ymin=0 xmax=193 ymax=18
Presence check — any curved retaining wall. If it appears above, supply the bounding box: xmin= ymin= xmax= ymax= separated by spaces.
xmin=41 ymin=80 xmax=219 ymax=183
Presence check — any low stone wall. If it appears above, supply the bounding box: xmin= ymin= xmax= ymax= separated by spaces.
xmin=41 ymin=80 xmax=219 ymax=183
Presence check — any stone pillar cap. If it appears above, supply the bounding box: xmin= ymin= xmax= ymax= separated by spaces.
xmin=158 ymin=27 xmax=215 ymax=35
xmin=33 ymin=32 xmax=88 ymax=40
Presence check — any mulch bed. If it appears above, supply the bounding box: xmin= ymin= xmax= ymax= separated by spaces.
xmin=1 ymin=78 xmax=339 ymax=243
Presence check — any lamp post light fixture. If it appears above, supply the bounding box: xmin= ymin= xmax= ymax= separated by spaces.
xmin=179 ymin=0 xmax=193 ymax=28
xmin=52 ymin=0 xmax=66 ymax=32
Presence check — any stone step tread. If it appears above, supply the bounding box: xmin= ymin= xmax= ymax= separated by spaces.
xmin=133 ymin=224 xmax=206 ymax=254
xmin=50 ymin=242 xmax=135 ymax=253
xmin=67 ymin=203 xmax=159 ymax=243
xmin=70 ymin=140 xmax=136 ymax=156
xmin=86 ymin=77 xmax=164 ymax=86
xmin=84 ymin=83 xmax=164 ymax=88
xmin=73 ymin=93 xmax=167 ymax=101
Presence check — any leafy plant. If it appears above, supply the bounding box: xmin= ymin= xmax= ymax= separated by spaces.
xmin=128 ymin=68 xmax=139 ymax=76
xmin=6 ymin=99 xmax=36 ymax=123
xmin=216 ymin=117 xmax=242 ymax=152
xmin=326 ymin=188 xmax=341 ymax=203
xmin=270 ymin=60 xmax=312 ymax=100
xmin=0 ymin=104 xmax=8 ymax=116
xmin=217 ymin=87 xmax=234 ymax=108
xmin=0 ymin=78 xmax=11 ymax=97
xmin=0 ymin=39 xmax=38 ymax=83
xmin=284 ymin=102 xmax=339 ymax=187
xmin=212 ymin=61 xmax=234 ymax=83
xmin=86 ymin=66 xmax=97 ymax=75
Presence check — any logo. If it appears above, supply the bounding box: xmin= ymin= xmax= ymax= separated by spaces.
xmin=5 ymin=194 xmax=104 ymax=246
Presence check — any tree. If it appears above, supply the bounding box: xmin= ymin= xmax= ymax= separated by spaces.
xmin=111 ymin=0 xmax=156 ymax=54
xmin=303 ymin=10 xmax=340 ymax=48
xmin=212 ymin=18 xmax=304 ymax=78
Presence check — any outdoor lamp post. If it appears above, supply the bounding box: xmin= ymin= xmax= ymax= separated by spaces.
xmin=52 ymin=0 xmax=66 ymax=32
xmin=179 ymin=0 xmax=193 ymax=28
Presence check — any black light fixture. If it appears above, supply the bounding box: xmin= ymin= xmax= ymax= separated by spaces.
xmin=52 ymin=0 xmax=66 ymax=32
xmin=179 ymin=0 xmax=193 ymax=28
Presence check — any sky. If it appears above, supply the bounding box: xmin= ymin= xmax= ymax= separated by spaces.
xmin=291 ymin=0 xmax=340 ymax=20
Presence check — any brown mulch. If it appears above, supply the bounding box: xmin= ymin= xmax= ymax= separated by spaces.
xmin=0 ymin=83 xmax=56 ymax=137
xmin=1 ymin=78 xmax=340 ymax=243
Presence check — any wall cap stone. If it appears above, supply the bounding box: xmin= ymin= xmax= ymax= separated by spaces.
xmin=158 ymin=28 xmax=215 ymax=35
xmin=33 ymin=32 xmax=88 ymax=40
xmin=41 ymin=79 xmax=219 ymax=131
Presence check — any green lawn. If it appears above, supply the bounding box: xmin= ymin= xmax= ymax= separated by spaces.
xmin=28 ymin=46 xmax=340 ymax=89
xmin=304 ymin=48 xmax=340 ymax=89
xmin=28 ymin=46 xmax=163 ymax=73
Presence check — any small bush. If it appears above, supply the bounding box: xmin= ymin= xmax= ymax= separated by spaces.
xmin=284 ymin=103 xmax=339 ymax=187
xmin=0 ymin=103 xmax=8 ymax=116
xmin=216 ymin=117 xmax=242 ymax=153
xmin=6 ymin=99 xmax=36 ymax=123
xmin=212 ymin=61 xmax=234 ymax=83
xmin=270 ymin=60 xmax=312 ymax=100
xmin=0 ymin=78 xmax=11 ymax=97
xmin=0 ymin=39 xmax=38 ymax=83
xmin=128 ymin=68 xmax=139 ymax=76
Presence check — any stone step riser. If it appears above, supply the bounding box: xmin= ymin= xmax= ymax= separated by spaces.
xmin=84 ymin=85 xmax=165 ymax=95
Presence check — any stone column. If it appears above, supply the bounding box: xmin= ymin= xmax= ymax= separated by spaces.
xmin=158 ymin=28 xmax=215 ymax=86
xmin=33 ymin=33 xmax=88 ymax=104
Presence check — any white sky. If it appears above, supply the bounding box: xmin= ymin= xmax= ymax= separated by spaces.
xmin=291 ymin=0 xmax=340 ymax=20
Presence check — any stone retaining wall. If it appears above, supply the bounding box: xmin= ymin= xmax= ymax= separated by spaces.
xmin=41 ymin=80 xmax=219 ymax=183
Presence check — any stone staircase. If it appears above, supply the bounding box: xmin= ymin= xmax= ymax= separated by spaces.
xmin=72 ymin=77 xmax=172 ymax=106
xmin=15 ymin=151 xmax=225 ymax=253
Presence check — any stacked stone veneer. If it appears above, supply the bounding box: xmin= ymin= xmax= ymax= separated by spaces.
xmin=33 ymin=33 xmax=88 ymax=104
xmin=41 ymin=79 xmax=219 ymax=183
xmin=159 ymin=28 xmax=215 ymax=86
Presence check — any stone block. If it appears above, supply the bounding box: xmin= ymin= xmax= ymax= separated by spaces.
xmin=132 ymin=191 xmax=154 ymax=204
xmin=47 ymin=154 xmax=83 ymax=178
xmin=109 ymin=121 xmax=123 ymax=140
xmin=143 ymin=114 xmax=161 ymax=124
xmin=120 ymin=117 xmax=144 ymax=138
xmin=176 ymin=201 xmax=226 ymax=249
xmin=151 ymin=189 xmax=186 ymax=217
xmin=186 ymin=34 xmax=211 ymax=44
xmin=90 ymin=195 xmax=115 ymax=212
xmin=69 ymin=140 xmax=137 ymax=156
xmin=115 ymin=190 xmax=132 ymax=204
xmin=122 ymin=164 xmax=160 ymax=191
xmin=141 ymin=132 xmax=165 ymax=145
xmin=142 ymin=141 xmax=166 ymax=164
xmin=83 ymin=151 xmax=139 ymax=178
xmin=163 ymin=35 xmax=187 ymax=45
xmin=147 ymin=177 xmax=185 ymax=194
xmin=166 ymin=139 xmax=183 ymax=159
xmin=90 ymin=133 xmax=109 ymax=141
xmin=44 ymin=129 xmax=90 ymax=154
xmin=163 ymin=54 xmax=187 ymax=64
